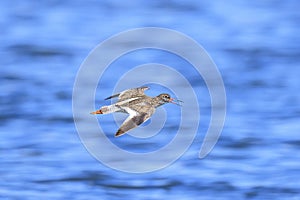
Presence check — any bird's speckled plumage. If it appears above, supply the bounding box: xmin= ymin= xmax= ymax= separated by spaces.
xmin=90 ymin=86 xmax=179 ymax=137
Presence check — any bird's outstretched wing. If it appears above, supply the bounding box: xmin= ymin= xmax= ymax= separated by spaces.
xmin=115 ymin=104 xmax=155 ymax=137
xmin=104 ymin=86 xmax=149 ymax=101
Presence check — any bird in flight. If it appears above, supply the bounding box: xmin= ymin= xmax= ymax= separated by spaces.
xmin=90 ymin=86 xmax=182 ymax=137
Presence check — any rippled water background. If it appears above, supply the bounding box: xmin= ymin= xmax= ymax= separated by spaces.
xmin=1 ymin=1 xmax=300 ymax=199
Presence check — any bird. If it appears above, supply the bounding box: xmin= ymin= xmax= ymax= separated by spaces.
xmin=90 ymin=86 xmax=182 ymax=137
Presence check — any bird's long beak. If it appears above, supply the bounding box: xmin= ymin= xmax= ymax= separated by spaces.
xmin=169 ymin=98 xmax=183 ymax=106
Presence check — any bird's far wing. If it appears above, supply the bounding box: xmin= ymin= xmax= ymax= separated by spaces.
xmin=104 ymin=93 xmax=121 ymax=100
xmin=118 ymin=86 xmax=149 ymax=100
xmin=115 ymin=104 xmax=154 ymax=137
xmin=104 ymin=86 xmax=149 ymax=101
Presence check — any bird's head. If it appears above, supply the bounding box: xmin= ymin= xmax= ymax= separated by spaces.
xmin=157 ymin=93 xmax=183 ymax=106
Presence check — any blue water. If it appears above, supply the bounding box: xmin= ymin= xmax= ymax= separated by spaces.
xmin=1 ymin=1 xmax=300 ymax=199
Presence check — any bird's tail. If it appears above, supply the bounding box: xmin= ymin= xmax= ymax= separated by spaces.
xmin=90 ymin=105 xmax=120 ymax=115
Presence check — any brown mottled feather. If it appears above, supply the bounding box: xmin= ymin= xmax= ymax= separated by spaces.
xmin=91 ymin=86 xmax=175 ymax=137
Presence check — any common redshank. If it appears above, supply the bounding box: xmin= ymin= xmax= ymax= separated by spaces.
xmin=90 ymin=86 xmax=182 ymax=137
